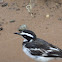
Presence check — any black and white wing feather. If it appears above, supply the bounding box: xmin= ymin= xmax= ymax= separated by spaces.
xmin=25 ymin=38 xmax=62 ymax=58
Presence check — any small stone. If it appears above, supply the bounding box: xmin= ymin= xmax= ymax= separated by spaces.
xmin=46 ymin=14 xmax=50 ymax=18
xmin=46 ymin=27 xmax=48 ymax=29
xmin=2 ymin=19 xmax=5 ymax=21
xmin=58 ymin=18 xmax=62 ymax=21
xmin=22 ymin=5 xmax=25 ymax=7
xmin=18 ymin=24 xmax=27 ymax=31
xmin=10 ymin=20 xmax=15 ymax=23
xmin=2 ymin=3 xmax=8 ymax=7
xmin=56 ymin=3 xmax=59 ymax=6
xmin=16 ymin=8 xmax=20 ymax=11
xmin=0 ymin=27 xmax=3 ymax=31
xmin=59 ymin=18 xmax=61 ymax=20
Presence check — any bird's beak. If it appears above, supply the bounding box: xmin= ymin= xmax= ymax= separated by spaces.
xmin=14 ymin=32 xmax=21 ymax=35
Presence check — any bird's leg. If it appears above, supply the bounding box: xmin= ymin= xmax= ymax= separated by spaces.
xmin=26 ymin=0 xmax=36 ymax=17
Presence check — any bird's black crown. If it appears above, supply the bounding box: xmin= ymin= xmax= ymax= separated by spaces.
xmin=21 ymin=30 xmax=37 ymax=41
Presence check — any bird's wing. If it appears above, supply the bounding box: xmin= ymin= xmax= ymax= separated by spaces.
xmin=25 ymin=39 xmax=62 ymax=58
xmin=45 ymin=44 xmax=62 ymax=57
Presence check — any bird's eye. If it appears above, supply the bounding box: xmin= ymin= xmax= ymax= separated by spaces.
xmin=24 ymin=35 xmax=26 ymax=37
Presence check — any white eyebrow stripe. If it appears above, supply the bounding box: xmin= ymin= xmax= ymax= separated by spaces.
xmin=20 ymin=32 xmax=33 ymax=38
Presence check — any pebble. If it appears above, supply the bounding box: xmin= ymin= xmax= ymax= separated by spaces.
xmin=46 ymin=14 xmax=50 ymax=18
xmin=16 ymin=8 xmax=20 ymax=11
xmin=2 ymin=19 xmax=5 ymax=21
xmin=58 ymin=18 xmax=62 ymax=21
xmin=10 ymin=20 xmax=15 ymax=23
xmin=2 ymin=3 xmax=8 ymax=7
xmin=18 ymin=24 xmax=27 ymax=31
xmin=46 ymin=27 xmax=48 ymax=29
xmin=0 ymin=27 xmax=3 ymax=31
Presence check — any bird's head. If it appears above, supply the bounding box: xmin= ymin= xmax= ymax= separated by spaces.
xmin=14 ymin=30 xmax=36 ymax=42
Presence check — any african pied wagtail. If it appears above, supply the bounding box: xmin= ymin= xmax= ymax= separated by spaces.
xmin=14 ymin=29 xmax=62 ymax=62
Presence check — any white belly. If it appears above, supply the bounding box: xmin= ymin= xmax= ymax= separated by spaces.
xmin=23 ymin=46 xmax=36 ymax=59
xmin=23 ymin=46 xmax=54 ymax=62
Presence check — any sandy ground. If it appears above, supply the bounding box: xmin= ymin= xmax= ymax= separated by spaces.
xmin=0 ymin=0 xmax=62 ymax=62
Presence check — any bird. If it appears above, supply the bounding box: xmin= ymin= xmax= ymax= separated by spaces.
xmin=14 ymin=29 xmax=62 ymax=62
